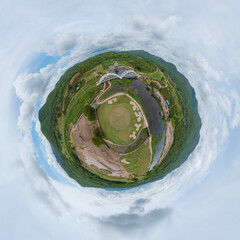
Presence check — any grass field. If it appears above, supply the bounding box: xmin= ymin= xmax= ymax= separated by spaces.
xmin=120 ymin=140 xmax=151 ymax=177
xmin=97 ymin=94 xmax=144 ymax=145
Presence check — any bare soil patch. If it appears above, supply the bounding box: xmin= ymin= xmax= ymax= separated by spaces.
xmin=157 ymin=121 xmax=174 ymax=165
xmin=70 ymin=115 xmax=129 ymax=178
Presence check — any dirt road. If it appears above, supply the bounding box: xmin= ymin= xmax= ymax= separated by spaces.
xmin=71 ymin=115 xmax=129 ymax=178
xmin=157 ymin=121 xmax=174 ymax=166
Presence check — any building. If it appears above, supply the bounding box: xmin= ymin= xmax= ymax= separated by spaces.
xmin=114 ymin=61 xmax=119 ymax=68
xmin=109 ymin=61 xmax=120 ymax=73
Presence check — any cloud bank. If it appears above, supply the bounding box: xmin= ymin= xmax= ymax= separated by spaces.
xmin=1 ymin=0 xmax=240 ymax=240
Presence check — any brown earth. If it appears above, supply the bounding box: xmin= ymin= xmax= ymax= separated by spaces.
xmin=70 ymin=115 xmax=129 ymax=178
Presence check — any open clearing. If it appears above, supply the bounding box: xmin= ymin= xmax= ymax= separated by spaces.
xmin=120 ymin=138 xmax=152 ymax=177
xmin=97 ymin=94 xmax=145 ymax=145
xmin=109 ymin=106 xmax=131 ymax=130
xmin=70 ymin=115 xmax=129 ymax=178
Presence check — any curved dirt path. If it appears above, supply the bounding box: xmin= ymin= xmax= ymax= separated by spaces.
xmin=157 ymin=121 xmax=174 ymax=166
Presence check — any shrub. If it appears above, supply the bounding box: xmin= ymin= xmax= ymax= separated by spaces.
xmin=83 ymin=105 xmax=96 ymax=121
xmin=92 ymin=127 xmax=104 ymax=147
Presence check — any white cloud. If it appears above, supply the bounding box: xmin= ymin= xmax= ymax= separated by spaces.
xmin=230 ymin=91 xmax=240 ymax=129
xmin=38 ymin=32 xmax=78 ymax=56
xmin=1 ymin=0 xmax=240 ymax=240
xmin=14 ymin=65 xmax=54 ymax=131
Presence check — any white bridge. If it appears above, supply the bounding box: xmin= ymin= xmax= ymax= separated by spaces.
xmin=97 ymin=70 xmax=140 ymax=85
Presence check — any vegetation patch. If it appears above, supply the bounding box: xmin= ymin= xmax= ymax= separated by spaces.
xmin=97 ymin=94 xmax=144 ymax=145
xmin=125 ymin=128 xmax=148 ymax=153
xmin=83 ymin=104 xmax=96 ymax=121
xmin=120 ymin=140 xmax=152 ymax=177
xmin=92 ymin=127 xmax=104 ymax=147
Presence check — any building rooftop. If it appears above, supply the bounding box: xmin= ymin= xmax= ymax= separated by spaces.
xmin=114 ymin=61 xmax=119 ymax=67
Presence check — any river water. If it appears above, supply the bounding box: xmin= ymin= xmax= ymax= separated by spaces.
xmin=109 ymin=79 xmax=166 ymax=170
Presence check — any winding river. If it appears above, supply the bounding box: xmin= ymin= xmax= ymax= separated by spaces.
xmin=108 ymin=79 xmax=166 ymax=170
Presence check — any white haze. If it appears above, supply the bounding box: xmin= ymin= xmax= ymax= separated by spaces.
xmin=0 ymin=0 xmax=240 ymax=240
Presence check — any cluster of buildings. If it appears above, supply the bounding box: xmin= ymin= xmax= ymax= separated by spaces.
xmin=108 ymin=61 xmax=126 ymax=74
xmin=109 ymin=61 xmax=139 ymax=78
xmin=97 ymin=61 xmax=140 ymax=85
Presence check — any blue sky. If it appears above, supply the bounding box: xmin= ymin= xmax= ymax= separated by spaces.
xmin=0 ymin=0 xmax=240 ymax=239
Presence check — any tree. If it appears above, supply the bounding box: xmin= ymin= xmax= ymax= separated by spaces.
xmin=93 ymin=127 xmax=102 ymax=139
xmin=133 ymin=89 xmax=138 ymax=95
xmin=83 ymin=105 xmax=96 ymax=121
xmin=123 ymin=86 xmax=128 ymax=92
xmin=92 ymin=127 xmax=104 ymax=147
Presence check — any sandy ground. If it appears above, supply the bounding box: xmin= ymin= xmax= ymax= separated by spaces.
xmin=70 ymin=115 xmax=129 ymax=178
xmin=129 ymin=131 xmax=136 ymax=139
xmin=108 ymin=97 xmax=117 ymax=104
xmin=157 ymin=121 xmax=174 ymax=165
xmin=121 ymin=159 xmax=130 ymax=164
xmin=135 ymin=123 xmax=142 ymax=131
xmin=130 ymin=100 xmax=139 ymax=111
